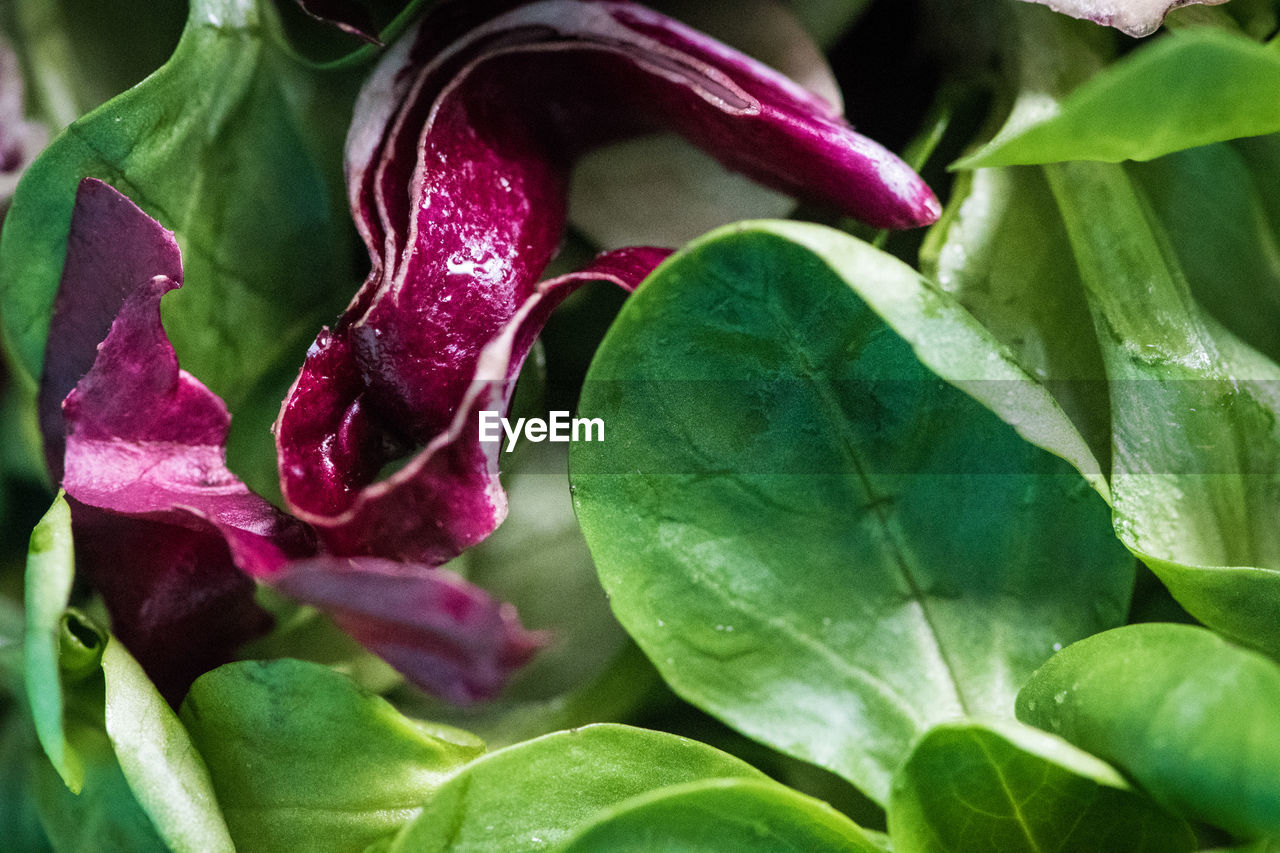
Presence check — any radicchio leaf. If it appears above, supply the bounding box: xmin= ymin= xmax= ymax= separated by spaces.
xmin=53 ymin=178 xmax=541 ymax=703
xmin=272 ymin=556 xmax=545 ymax=704
xmin=277 ymin=0 xmax=938 ymax=564
xmin=1020 ymin=0 xmax=1231 ymax=37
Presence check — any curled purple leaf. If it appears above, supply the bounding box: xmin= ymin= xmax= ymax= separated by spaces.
xmin=1020 ymin=0 xmax=1231 ymax=37
xmin=278 ymin=246 xmax=669 ymax=562
xmin=53 ymin=179 xmax=541 ymax=704
xmin=279 ymin=0 xmax=934 ymax=563
xmin=272 ymin=556 xmax=546 ymax=704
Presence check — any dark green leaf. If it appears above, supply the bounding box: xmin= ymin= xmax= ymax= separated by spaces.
xmin=1018 ymin=623 xmax=1280 ymax=839
xmin=387 ymin=724 xmax=764 ymax=852
xmin=571 ymin=222 xmax=1132 ymax=802
xmin=0 ymin=710 xmax=52 ymax=853
xmin=889 ymin=720 xmax=1195 ymax=853
xmin=556 ymin=777 xmax=884 ymax=853
xmin=1130 ymin=141 xmax=1280 ymax=367
xmin=180 ymin=658 xmax=484 ymax=852
xmin=958 ymin=29 xmax=1280 ymax=168
xmin=30 ymin=714 xmax=167 ymax=853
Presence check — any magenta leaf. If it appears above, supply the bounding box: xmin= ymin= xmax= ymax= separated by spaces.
xmin=272 ymin=556 xmax=546 ymax=704
xmin=278 ymin=246 xmax=669 ymax=563
xmin=279 ymin=0 xmax=935 ymax=564
xmin=53 ymin=179 xmax=542 ymax=703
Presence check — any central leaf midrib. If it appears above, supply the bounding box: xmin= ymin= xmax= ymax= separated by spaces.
xmin=777 ymin=296 xmax=972 ymax=719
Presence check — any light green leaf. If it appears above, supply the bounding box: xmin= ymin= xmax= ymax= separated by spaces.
xmin=571 ymin=222 xmax=1132 ymax=803
xmin=1018 ymin=623 xmax=1280 ymax=839
xmin=388 ymin=724 xmax=764 ymax=852
xmin=958 ymin=28 xmax=1280 ymax=168
xmin=0 ymin=0 xmax=359 ymax=494
xmin=22 ymin=492 xmax=87 ymax=792
xmin=556 ymin=777 xmax=884 ymax=852
xmin=1046 ymin=159 xmax=1280 ymax=656
xmin=180 ymin=658 xmax=484 ymax=852
xmin=102 ymin=639 xmax=233 ymax=853
xmin=889 ymin=720 xmax=1196 ymax=853
xmin=20 ymin=494 xmax=234 ymax=850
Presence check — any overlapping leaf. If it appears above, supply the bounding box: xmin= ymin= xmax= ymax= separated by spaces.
xmin=889 ymin=720 xmax=1194 ymax=852
xmin=1019 ymin=624 xmax=1280 ymax=839
xmin=277 ymin=0 xmax=939 ymax=565
xmin=571 ymin=222 xmax=1132 ymax=802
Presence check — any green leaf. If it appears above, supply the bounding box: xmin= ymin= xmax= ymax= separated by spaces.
xmin=958 ymin=28 xmax=1280 ymax=168
xmin=0 ymin=710 xmax=52 ymax=853
xmin=102 ymin=639 xmax=233 ymax=853
xmin=387 ymin=724 xmax=764 ymax=852
xmin=21 ymin=494 xmax=234 ymax=850
xmin=1045 ymin=160 xmax=1280 ymax=656
xmin=0 ymin=0 xmax=358 ymax=493
xmin=1017 ymin=623 xmax=1280 ymax=839
xmin=921 ymin=165 xmax=1112 ymax=472
xmin=555 ymin=777 xmax=885 ymax=853
xmin=1129 ymin=141 xmax=1280 ymax=367
xmin=4 ymin=0 xmax=187 ymax=129
xmin=571 ymin=222 xmax=1132 ymax=803
xmin=889 ymin=720 xmax=1196 ymax=853
xmin=22 ymin=492 xmax=87 ymax=791
xmin=30 ymin=714 xmax=168 ymax=853
xmin=180 ymin=658 xmax=484 ymax=852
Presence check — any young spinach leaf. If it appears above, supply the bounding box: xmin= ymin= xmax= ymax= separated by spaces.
xmin=959 ymin=28 xmax=1280 ymax=168
xmin=889 ymin=720 xmax=1195 ymax=852
xmin=556 ymin=777 xmax=885 ymax=853
xmin=387 ymin=724 xmax=764 ymax=852
xmin=22 ymin=493 xmax=83 ymax=790
xmin=22 ymin=494 xmax=233 ymax=852
xmin=921 ymin=165 xmax=1112 ymax=473
xmin=179 ymin=658 xmax=484 ymax=851
xmin=1047 ymin=159 xmax=1280 ymax=657
xmin=1018 ymin=623 xmax=1280 ymax=839
xmin=571 ymin=221 xmax=1132 ymax=803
